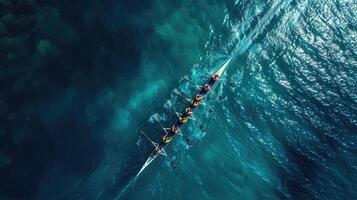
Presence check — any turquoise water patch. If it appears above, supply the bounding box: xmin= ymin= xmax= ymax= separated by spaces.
xmin=2 ymin=0 xmax=354 ymax=199
xmin=129 ymin=80 xmax=166 ymax=110
xmin=112 ymin=108 xmax=131 ymax=131
xmin=111 ymin=79 xmax=166 ymax=132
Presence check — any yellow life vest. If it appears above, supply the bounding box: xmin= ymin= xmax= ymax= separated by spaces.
xmin=163 ymin=134 xmax=172 ymax=143
xmin=195 ymin=95 xmax=203 ymax=101
xmin=179 ymin=117 xmax=188 ymax=123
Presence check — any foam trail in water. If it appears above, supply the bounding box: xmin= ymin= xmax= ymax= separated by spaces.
xmin=114 ymin=176 xmax=139 ymax=200
xmin=231 ymin=0 xmax=292 ymax=56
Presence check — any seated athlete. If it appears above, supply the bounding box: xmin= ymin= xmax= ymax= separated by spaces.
xmin=209 ymin=74 xmax=219 ymax=85
xmin=179 ymin=116 xmax=188 ymax=123
xmin=204 ymin=84 xmax=211 ymax=92
xmin=171 ymin=126 xmax=179 ymax=133
xmin=181 ymin=107 xmax=193 ymax=118
xmin=195 ymin=94 xmax=203 ymax=101
xmin=185 ymin=107 xmax=193 ymax=116
xmin=190 ymin=100 xmax=199 ymax=109
xmin=163 ymin=133 xmax=173 ymax=143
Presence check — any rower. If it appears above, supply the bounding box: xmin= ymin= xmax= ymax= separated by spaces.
xmin=213 ymin=74 xmax=219 ymax=81
xmin=172 ymin=121 xmax=192 ymax=146
xmin=171 ymin=126 xmax=179 ymax=133
xmin=229 ymin=82 xmax=236 ymax=88
xmin=172 ymin=118 xmax=187 ymax=132
xmin=204 ymin=84 xmax=211 ymax=92
xmin=179 ymin=116 xmax=188 ymax=124
xmin=190 ymin=100 xmax=199 ymax=109
xmin=181 ymin=107 xmax=193 ymax=118
xmin=185 ymin=107 xmax=193 ymax=116
xmin=163 ymin=133 xmax=173 ymax=143
xmin=195 ymin=94 xmax=203 ymax=102
xmin=199 ymin=84 xmax=211 ymax=95
xmin=208 ymin=74 xmax=219 ymax=85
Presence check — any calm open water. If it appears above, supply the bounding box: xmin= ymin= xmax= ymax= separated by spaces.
xmin=0 ymin=0 xmax=356 ymax=200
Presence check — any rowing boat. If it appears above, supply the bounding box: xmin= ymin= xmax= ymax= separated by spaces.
xmin=137 ymin=57 xmax=231 ymax=176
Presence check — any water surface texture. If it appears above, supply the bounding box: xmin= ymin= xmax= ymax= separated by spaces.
xmin=0 ymin=0 xmax=356 ymax=200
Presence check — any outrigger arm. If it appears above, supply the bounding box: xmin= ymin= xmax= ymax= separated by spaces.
xmin=140 ymin=130 xmax=168 ymax=156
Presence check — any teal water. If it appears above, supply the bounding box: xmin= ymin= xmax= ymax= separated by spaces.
xmin=0 ymin=0 xmax=356 ymax=200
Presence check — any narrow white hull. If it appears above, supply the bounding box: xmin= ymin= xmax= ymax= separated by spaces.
xmin=136 ymin=57 xmax=232 ymax=176
xmin=137 ymin=154 xmax=158 ymax=176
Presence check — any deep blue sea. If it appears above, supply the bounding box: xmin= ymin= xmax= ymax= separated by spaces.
xmin=0 ymin=0 xmax=356 ymax=200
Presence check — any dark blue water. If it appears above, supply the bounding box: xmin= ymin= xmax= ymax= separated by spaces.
xmin=0 ymin=0 xmax=356 ymax=199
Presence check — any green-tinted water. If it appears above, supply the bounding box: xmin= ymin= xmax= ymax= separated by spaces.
xmin=0 ymin=0 xmax=356 ymax=200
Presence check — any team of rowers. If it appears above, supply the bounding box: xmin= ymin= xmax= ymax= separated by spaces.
xmin=152 ymin=74 xmax=218 ymax=155
xmin=153 ymin=74 xmax=237 ymax=155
